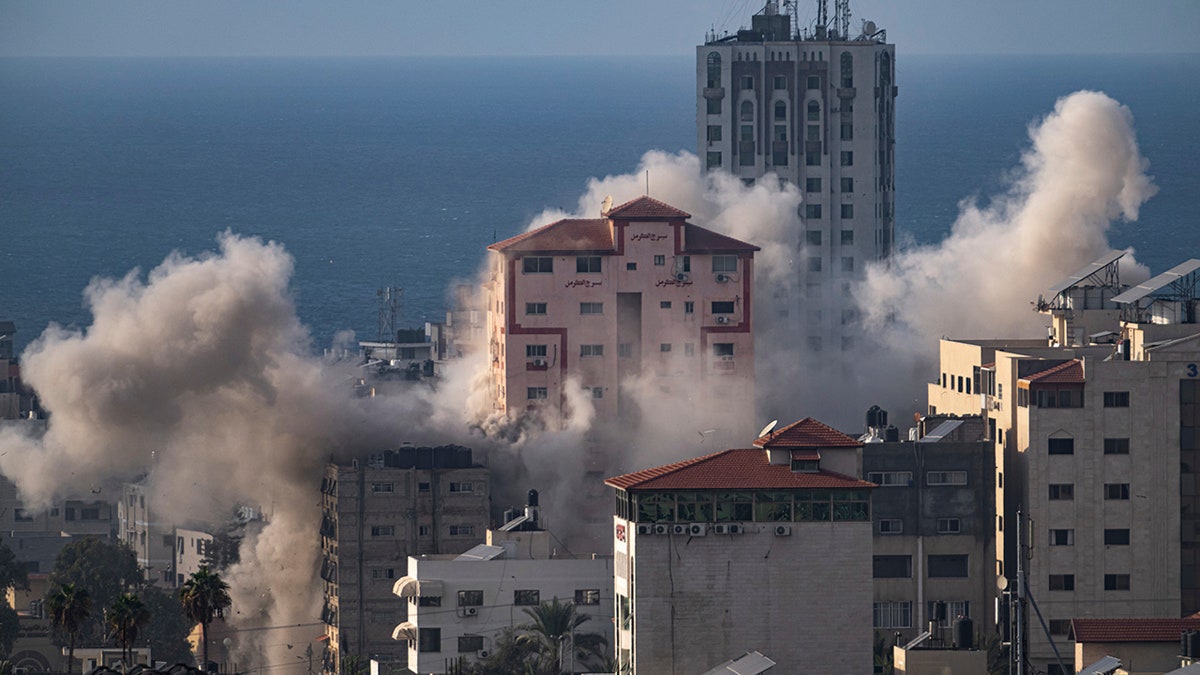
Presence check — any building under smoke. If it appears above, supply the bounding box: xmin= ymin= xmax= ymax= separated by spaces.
xmin=319 ymin=445 xmax=490 ymax=673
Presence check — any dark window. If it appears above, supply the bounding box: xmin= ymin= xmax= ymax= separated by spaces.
xmin=81 ymin=508 xmax=100 ymax=520
xmin=1104 ymin=438 xmax=1130 ymax=454
xmin=1104 ymin=529 xmax=1130 ymax=545
xmin=878 ymin=519 xmax=903 ymax=534
xmin=936 ymin=518 xmax=961 ymax=534
xmin=806 ymin=230 xmax=822 ymax=246
xmin=684 ymin=301 xmax=694 ymax=314
xmin=1048 ymin=438 xmax=1074 ymax=455
xmin=13 ymin=508 xmax=33 ymax=522
xmin=1048 ymin=619 xmax=1072 ymax=635
xmin=576 ymin=256 xmax=601 ymax=273
xmin=840 ymin=51 xmax=853 ymax=87
xmin=418 ymin=628 xmax=441 ymax=652
xmin=740 ymin=100 xmax=753 ymax=121
xmin=458 ymin=635 xmax=484 ymax=652
xmin=806 ymin=177 xmax=822 ymax=192
xmin=707 ymin=98 xmax=721 ymax=115
xmin=527 ymin=387 xmax=548 ymax=400
xmin=713 ymin=343 xmax=734 ymax=357
xmin=525 ymin=302 xmax=546 ymax=315
xmin=841 ymin=229 xmax=854 ymax=245
xmin=514 ymin=589 xmax=540 ymax=606
xmin=458 ymin=590 xmax=484 ymax=606
xmin=1048 ymin=574 xmax=1075 ymax=591
xmin=773 ymin=76 xmax=786 ymax=90
xmin=840 ymin=122 xmax=853 ymax=140
xmin=575 ymin=589 xmax=600 ymax=605
xmin=580 ymin=302 xmax=603 ymax=315
xmin=873 ymin=555 xmax=912 ymax=578
xmin=418 ymin=594 xmax=440 ymax=606
xmin=580 ymin=344 xmax=604 ymax=357
xmin=840 ymin=151 xmax=853 ymax=166
xmin=1104 ymin=391 xmax=1130 ymax=407
xmin=1104 ymin=574 xmax=1131 ymax=590
xmin=739 ymin=75 xmax=753 ymax=89
xmin=712 ymin=255 xmax=737 ymax=273
xmin=706 ymin=51 xmax=721 ymax=87
xmin=522 ymin=257 xmax=553 ymax=273
xmin=370 ymin=525 xmax=394 ymax=536
xmin=626 ymin=262 xmax=636 ymax=271
xmin=804 ymin=204 xmax=822 ymax=219
xmin=1049 ymin=529 xmax=1074 ymax=546
xmin=526 ymin=344 xmax=547 ymax=358
xmin=706 ymin=151 xmax=722 ymax=169
xmin=653 ymin=255 xmax=665 ymax=266
xmin=418 ymin=482 xmax=430 ymax=492
xmin=1104 ymin=483 xmax=1130 ymax=500
xmin=711 ymin=301 xmax=735 ymax=314
xmin=1048 ymin=483 xmax=1074 ymax=500
xmin=706 ymin=125 xmax=722 ymax=142
xmin=840 ymin=177 xmax=853 ymax=193
xmin=840 ymin=204 xmax=854 ymax=219
xmin=928 ymin=555 xmax=968 ymax=578
xmin=807 ymin=75 xmax=820 ymax=89
xmin=807 ymin=100 xmax=820 ymax=121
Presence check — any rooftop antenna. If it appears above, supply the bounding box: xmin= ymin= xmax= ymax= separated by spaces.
xmin=815 ymin=0 xmax=828 ymax=38
xmin=377 ymin=285 xmax=401 ymax=342
xmin=835 ymin=0 xmax=850 ymax=40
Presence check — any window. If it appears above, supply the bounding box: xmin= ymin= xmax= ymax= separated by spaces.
xmin=576 ymin=256 xmax=601 ymax=273
xmin=525 ymin=302 xmax=547 ymax=315
xmin=936 ymin=518 xmax=961 ymax=534
xmin=712 ymin=255 xmax=737 ymax=273
xmin=806 ymin=123 xmax=820 ymax=141
xmin=580 ymin=302 xmax=603 ymax=315
xmin=514 ymin=590 xmax=540 ymax=606
xmin=928 ymin=555 xmax=968 ymax=578
xmin=13 ymin=508 xmax=33 ymax=522
xmin=81 ymin=508 xmax=100 ymax=520
xmin=418 ymin=628 xmax=441 ymax=653
xmin=618 ymin=343 xmax=632 ymax=358
xmin=1048 ymin=620 xmax=1072 ymax=636
xmin=807 ymin=75 xmax=820 ymax=89
xmin=1104 ymin=528 xmax=1130 ymax=545
xmin=522 ymin=257 xmax=553 ymax=273
xmin=878 ymin=519 xmax=903 ymax=534
xmin=659 ymin=301 xmax=671 ymax=310
xmin=370 ymin=525 xmax=394 ymax=537
xmin=927 ymin=471 xmax=967 ymax=486
xmin=739 ymin=75 xmax=753 ymax=89
xmin=684 ymin=301 xmax=694 ymax=314
xmin=1104 ymin=438 xmax=1130 ymax=454
xmin=1049 ymin=529 xmax=1074 ymax=546
xmin=840 ymin=51 xmax=853 ymax=87
xmin=873 ymin=555 xmax=912 ymax=578
xmin=575 ymin=589 xmax=600 ymax=605
xmin=450 ymin=525 xmax=476 ymax=536
xmin=527 ymin=387 xmax=548 ymax=400
xmin=840 ymin=257 xmax=854 ymax=273
xmin=371 ymin=483 xmax=394 ymax=493
xmin=840 ymin=177 xmax=854 ymax=192
xmin=626 ymin=262 xmax=636 ymax=270
xmin=706 ymin=51 xmax=721 ymax=87
xmin=450 ymin=482 xmax=474 ymax=493
xmin=684 ymin=343 xmax=695 ymax=357
xmin=873 ymin=601 xmax=912 ymax=629
xmin=840 ymin=151 xmax=853 ymax=166
xmin=418 ymin=525 xmax=430 ymax=536
xmin=1104 ymin=483 xmax=1130 ymax=500
xmin=418 ymin=482 xmax=430 ymax=492
xmin=807 ymin=100 xmax=820 ymax=121
xmin=711 ymin=301 xmax=735 ymax=314
xmin=840 ymin=204 xmax=854 ymax=219
xmin=773 ymin=75 xmax=786 ymax=90
xmin=806 ymin=230 xmax=822 ymax=246
xmin=1048 ymin=438 xmax=1074 ymax=455
xmin=458 ymin=636 xmax=484 ymax=653
xmin=591 ymin=387 xmax=603 ymax=399
xmin=712 ymin=343 xmax=735 ymax=358
xmin=371 ymin=568 xmax=396 ymax=580
xmin=1048 ymin=483 xmax=1074 ymax=500
xmin=840 ymin=122 xmax=853 ymax=140
xmin=841 ymin=229 xmax=854 ymax=245
xmin=1104 ymin=391 xmax=1130 ymax=407
xmin=580 ymin=344 xmax=604 ymax=357
xmin=457 ymin=590 xmax=483 ymax=606
xmin=706 ymin=151 xmax=722 ymax=169
xmin=806 ymin=151 xmax=820 ymax=166
xmin=805 ymin=177 xmax=822 ymax=193
xmin=706 ymin=125 xmax=722 ymax=142
xmin=659 ymin=343 xmax=672 ymax=353
xmin=526 ymin=344 xmax=547 ymax=358
xmin=1048 ymin=574 xmax=1075 ymax=591
xmin=867 ymin=471 xmax=912 ymax=486
xmin=804 ymin=204 xmax=822 ymax=219
xmin=707 ymin=98 xmax=721 ymax=115
xmin=653 ymin=255 xmax=665 ymax=266
xmin=1104 ymin=574 xmax=1131 ymax=591
xmin=740 ymin=100 xmax=753 ymax=121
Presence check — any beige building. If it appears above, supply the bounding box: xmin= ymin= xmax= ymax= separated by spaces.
xmin=606 ymin=418 xmax=875 ymax=673
xmin=319 ymin=445 xmax=489 ymax=674
xmin=485 ymin=195 xmax=758 ymax=433
xmin=929 ymin=257 xmax=1200 ymax=675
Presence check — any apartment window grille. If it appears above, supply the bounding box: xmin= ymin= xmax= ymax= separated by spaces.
xmin=873 ymin=601 xmax=912 ymax=629
xmin=927 ymin=471 xmax=967 ymax=486
xmin=867 ymin=471 xmax=911 ymax=486
xmin=936 ymin=518 xmax=961 ymax=534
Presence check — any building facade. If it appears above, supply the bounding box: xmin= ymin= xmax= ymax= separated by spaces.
xmin=485 ymin=196 xmax=758 ymax=431
xmin=319 ymin=446 xmax=489 ymax=674
xmin=606 ymin=418 xmax=875 ymax=673
xmin=698 ymin=2 xmax=896 ymax=348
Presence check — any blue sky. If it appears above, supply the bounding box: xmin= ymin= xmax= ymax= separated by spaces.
xmin=2 ymin=0 xmax=1197 ymax=57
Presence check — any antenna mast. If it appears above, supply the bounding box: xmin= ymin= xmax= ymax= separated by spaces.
xmin=377 ymin=285 xmax=402 ymax=342
xmin=835 ymin=0 xmax=850 ymax=39
xmin=815 ymin=0 xmax=828 ymax=37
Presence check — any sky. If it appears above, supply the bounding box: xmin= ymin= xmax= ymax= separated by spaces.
xmin=1 ymin=0 xmax=1197 ymax=58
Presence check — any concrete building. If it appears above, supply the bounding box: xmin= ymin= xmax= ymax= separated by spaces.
xmin=928 ymin=257 xmax=1200 ymax=674
xmin=319 ymin=445 xmax=490 ymax=674
xmin=864 ymin=413 xmax=996 ymax=643
xmin=393 ymin=495 xmax=613 ymax=674
xmin=117 ymin=481 xmax=216 ymax=589
xmin=606 ymin=418 xmax=875 ymax=673
xmin=698 ymin=1 xmax=896 ymax=347
xmin=484 ymin=195 xmax=758 ymax=433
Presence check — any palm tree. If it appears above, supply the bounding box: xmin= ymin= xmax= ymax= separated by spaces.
xmin=521 ymin=598 xmax=607 ymax=674
xmin=107 ymin=593 xmax=150 ymax=667
xmin=47 ymin=583 xmax=91 ymax=675
xmin=179 ymin=566 xmax=231 ymax=669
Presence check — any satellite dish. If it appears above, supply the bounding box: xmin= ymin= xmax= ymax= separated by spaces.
xmin=758 ymin=419 xmax=779 ymax=438
xmin=996 ymin=576 xmax=1009 ymax=591
xmin=863 ymin=20 xmax=877 ymax=36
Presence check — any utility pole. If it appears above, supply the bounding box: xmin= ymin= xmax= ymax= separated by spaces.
xmin=1014 ymin=509 xmax=1028 ymax=675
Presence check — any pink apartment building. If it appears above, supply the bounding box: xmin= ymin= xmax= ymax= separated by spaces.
xmin=485 ymin=196 xmax=759 ymax=432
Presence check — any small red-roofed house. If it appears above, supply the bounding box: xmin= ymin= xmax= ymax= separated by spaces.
xmin=605 ymin=420 xmax=874 ymax=673
xmin=1071 ymin=617 xmax=1200 ymax=674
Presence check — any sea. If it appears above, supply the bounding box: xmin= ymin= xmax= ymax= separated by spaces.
xmin=1 ymin=54 xmax=1198 ymax=354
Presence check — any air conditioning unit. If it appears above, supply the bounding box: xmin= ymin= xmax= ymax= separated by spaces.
xmin=476 ymin=650 xmax=489 ymax=659
xmin=713 ymin=524 xmax=729 ymax=534
xmin=715 ymin=316 xmax=729 ymax=324
xmin=671 ymin=524 xmax=688 ymax=535
xmin=460 ymin=606 xmax=479 ymax=617
xmin=636 ymin=523 xmax=654 ymax=535
xmin=675 ymin=273 xmax=689 ymax=282
xmin=716 ymin=274 xmax=730 ymax=283
xmin=532 ymin=358 xmax=546 ymax=366
xmin=654 ymin=524 xmax=669 ymax=535
xmin=689 ymin=523 xmax=707 ymax=536
xmin=728 ymin=524 xmax=744 ymax=534
xmin=774 ymin=525 xmax=792 ymax=536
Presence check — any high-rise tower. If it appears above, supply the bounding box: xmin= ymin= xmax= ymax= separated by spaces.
xmin=698 ymin=1 xmax=896 ymax=350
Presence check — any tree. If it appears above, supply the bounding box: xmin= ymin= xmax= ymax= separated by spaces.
xmin=47 ymin=583 xmax=91 ymax=675
xmin=179 ymin=566 xmax=231 ymax=669
xmin=107 ymin=593 xmax=150 ymax=667
xmin=47 ymin=537 xmax=142 ymax=644
xmin=0 ymin=539 xmax=28 ymax=594
xmin=466 ymin=629 xmax=542 ymax=675
xmin=140 ymin=585 xmax=195 ymax=664
xmin=520 ymin=598 xmax=607 ymax=674
xmin=0 ymin=605 xmax=18 ymax=659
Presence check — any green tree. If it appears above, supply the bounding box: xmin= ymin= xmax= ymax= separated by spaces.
xmin=0 ymin=605 xmax=18 ymax=658
xmin=140 ymin=586 xmax=194 ymax=664
xmin=47 ymin=583 xmax=91 ymax=675
xmin=467 ymin=628 xmax=541 ymax=675
xmin=179 ymin=566 xmax=231 ymax=669
xmin=47 ymin=537 xmax=142 ymax=644
xmin=520 ymin=598 xmax=607 ymax=674
xmin=107 ymin=593 xmax=150 ymax=667
xmin=0 ymin=539 xmax=28 ymax=594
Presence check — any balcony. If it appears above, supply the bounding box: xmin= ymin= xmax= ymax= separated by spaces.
xmin=703 ymin=87 xmax=726 ymax=100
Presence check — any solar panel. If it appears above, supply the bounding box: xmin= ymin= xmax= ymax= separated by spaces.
xmin=453 ymin=544 xmax=505 ymax=561
xmin=1045 ymin=250 xmax=1127 ymax=296
xmin=1112 ymin=259 xmax=1200 ymax=304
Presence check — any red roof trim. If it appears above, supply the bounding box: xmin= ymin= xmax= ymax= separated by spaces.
xmin=754 ymin=418 xmax=862 ymax=449
xmin=605 ymin=448 xmax=875 ymax=491
xmin=606 ymin=196 xmax=691 ymax=220
xmin=1023 ymin=359 xmax=1084 ymax=385
xmin=1071 ymin=617 xmax=1200 ymax=643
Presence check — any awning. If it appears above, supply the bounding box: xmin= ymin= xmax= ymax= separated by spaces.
xmin=392 ymin=622 xmax=417 ymax=642
xmin=393 ymin=577 xmax=443 ymax=598
xmin=1078 ymin=655 xmax=1121 ymax=675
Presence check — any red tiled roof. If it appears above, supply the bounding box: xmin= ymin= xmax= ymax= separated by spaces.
xmin=606 ymin=196 xmax=691 ymax=220
xmin=605 ymin=448 xmax=875 ymax=491
xmin=1023 ymin=359 xmax=1084 ymax=385
xmin=488 ymin=218 xmax=613 ymax=253
xmin=791 ymin=450 xmax=821 ymax=461
xmin=1071 ymin=617 xmax=1200 ymax=643
xmin=754 ymin=418 xmax=862 ymax=450
xmin=682 ymin=223 xmax=760 ymax=253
